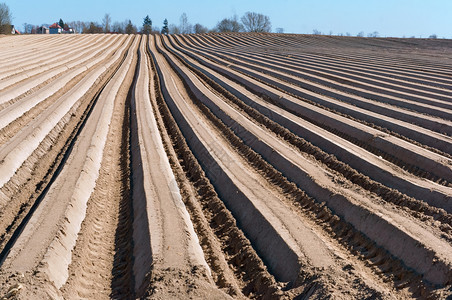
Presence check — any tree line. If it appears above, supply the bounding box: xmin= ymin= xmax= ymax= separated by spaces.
xmin=1 ymin=2 xmax=444 ymax=38
xmin=164 ymin=12 xmax=272 ymax=34
xmin=72 ymin=11 xmax=273 ymax=34
xmin=5 ymin=5 xmax=274 ymax=35
xmin=22 ymin=16 xmax=140 ymax=34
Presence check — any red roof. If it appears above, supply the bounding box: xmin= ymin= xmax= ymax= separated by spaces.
xmin=49 ymin=23 xmax=62 ymax=29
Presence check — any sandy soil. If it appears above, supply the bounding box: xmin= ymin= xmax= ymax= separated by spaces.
xmin=0 ymin=33 xmax=451 ymax=299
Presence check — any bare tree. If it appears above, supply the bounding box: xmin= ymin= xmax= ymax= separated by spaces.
xmin=312 ymin=29 xmax=322 ymax=35
xmin=357 ymin=31 xmax=365 ymax=37
xmin=169 ymin=24 xmax=180 ymax=34
xmin=275 ymin=27 xmax=284 ymax=34
xmin=216 ymin=15 xmax=243 ymax=32
xmin=22 ymin=23 xmax=37 ymax=34
xmin=179 ymin=13 xmax=192 ymax=34
xmin=102 ymin=13 xmax=111 ymax=33
xmin=241 ymin=12 xmax=271 ymax=32
xmin=367 ymin=31 xmax=379 ymax=37
xmin=0 ymin=2 xmax=12 ymax=34
xmin=77 ymin=21 xmax=83 ymax=34
xmin=23 ymin=23 xmax=32 ymax=34
xmin=81 ymin=21 xmax=90 ymax=33
xmin=111 ymin=21 xmax=123 ymax=33
xmin=68 ymin=21 xmax=82 ymax=34
xmin=194 ymin=23 xmax=208 ymax=34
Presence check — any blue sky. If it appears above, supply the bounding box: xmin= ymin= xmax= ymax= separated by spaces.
xmin=5 ymin=0 xmax=451 ymax=38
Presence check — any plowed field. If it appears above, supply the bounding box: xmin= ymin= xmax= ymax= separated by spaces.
xmin=0 ymin=33 xmax=451 ymax=299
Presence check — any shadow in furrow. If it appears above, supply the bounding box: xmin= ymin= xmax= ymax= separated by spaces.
xmin=110 ymin=44 xmax=138 ymax=298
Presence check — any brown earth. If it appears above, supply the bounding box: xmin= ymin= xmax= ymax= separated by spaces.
xmin=0 ymin=33 xmax=451 ymax=299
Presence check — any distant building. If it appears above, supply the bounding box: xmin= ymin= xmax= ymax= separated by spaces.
xmin=37 ymin=26 xmax=49 ymax=34
xmin=11 ymin=25 xmax=19 ymax=34
xmin=49 ymin=23 xmax=62 ymax=34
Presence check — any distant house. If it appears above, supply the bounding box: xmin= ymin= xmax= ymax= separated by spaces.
xmin=37 ymin=26 xmax=49 ymax=34
xmin=49 ymin=23 xmax=62 ymax=34
xmin=11 ymin=25 xmax=19 ymax=35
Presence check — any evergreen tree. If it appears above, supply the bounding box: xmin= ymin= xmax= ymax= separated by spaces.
xmin=125 ymin=20 xmax=137 ymax=34
xmin=58 ymin=18 xmax=64 ymax=28
xmin=142 ymin=15 xmax=152 ymax=34
xmin=161 ymin=18 xmax=168 ymax=35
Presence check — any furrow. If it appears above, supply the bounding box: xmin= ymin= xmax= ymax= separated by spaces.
xmin=163 ymin=35 xmax=452 ymax=230
xmin=0 ymin=36 xmax=131 ymax=262
xmin=153 ymin=35 xmax=418 ymax=298
xmin=0 ymin=35 xmax=138 ymax=299
xmin=174 ymin=34 xmax=452 ymax=186
xmin=177 ymin=37 xmax=452 ymax=153
xmin=157 ymin=34 xmax=452 ymax=291
xmin=0 ymin=35 xmax=130 ymax=142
